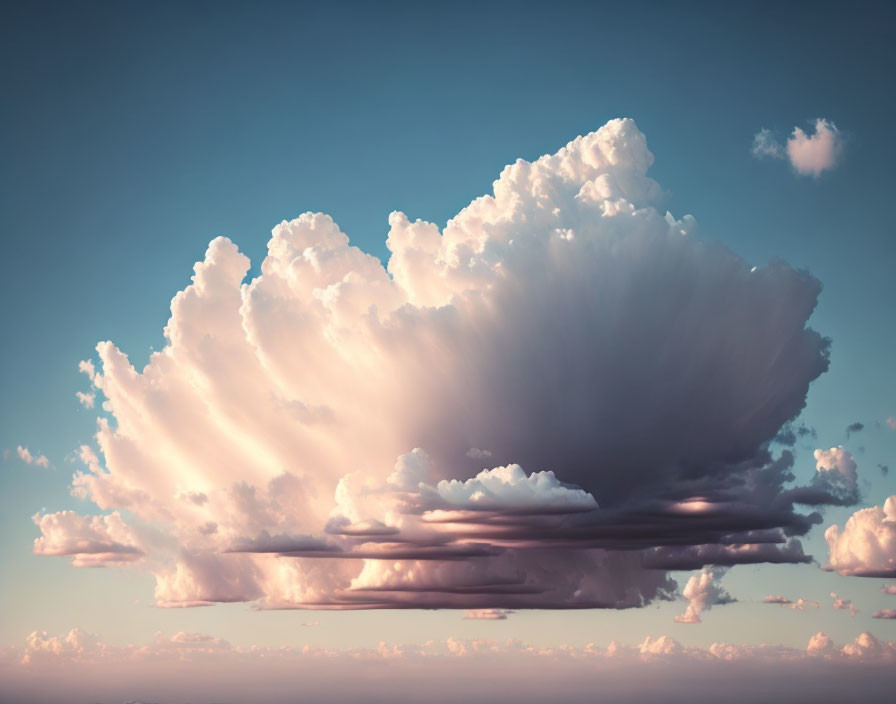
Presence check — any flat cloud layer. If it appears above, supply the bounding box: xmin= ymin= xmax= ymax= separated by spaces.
xmin=40 ymin=118 xmax=840 ymax=610
xmin=2 ymin=629 xmax=895 ymax=704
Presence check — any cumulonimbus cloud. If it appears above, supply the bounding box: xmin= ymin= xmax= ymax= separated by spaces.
xmin=33 ymin=118 xmax=841 ymax=611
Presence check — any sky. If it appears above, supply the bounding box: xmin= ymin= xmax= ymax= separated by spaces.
xmin=1 ymin=1 xmax=896 ymax=701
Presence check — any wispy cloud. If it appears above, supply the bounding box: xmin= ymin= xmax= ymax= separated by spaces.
xmin=16 ymin=445 xmax=49 ymax=468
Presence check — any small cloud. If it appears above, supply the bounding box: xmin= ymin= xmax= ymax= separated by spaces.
xmin=464 ymin=609 xmax=514 ymax=620
xmin=880 ymin=464 xmax=890 ymax=477
xmin=674 ymin=570 xmax=734 ymax=624
xmin=78 ymin=359 xmax=96 ymax=382
xmin=787 ymin=598 xmax=820 ymax=611
xmin=881 ymin=584 xmax=896 ymax=595
xmin=886 ymin=417 xmax=896 ymax=431
xmin=787 ymin=119 xmax=843 ymax=177
xmin=872 ymin=609 xmax=896 ymax=619
xmin=830 ymin=592 xmax=857 ymax=616
xmin=75 ymin=391 xmax=95 ymax=409
xmin=751 ymin=118 xmax=844 ymax=177
xmin=300 ymin=620 xmax=320 ymax=627
xmin=466 ymin=448 xmax=492 ymax=460
xmin=844 ymin=422 xmax=864 ymax=438
xmin=751 ymin=128 xmax=784 ymax=159
xmin=17 ymin=446 xmax=50 ymax=468
xmin=762 ymin=595 xmax=792 ymax=605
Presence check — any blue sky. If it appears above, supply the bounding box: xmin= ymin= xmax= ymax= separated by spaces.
xmin=1 ymin=0 xmax=895 ymax=666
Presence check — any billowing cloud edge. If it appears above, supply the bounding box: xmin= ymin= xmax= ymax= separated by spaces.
xmin=30 ymin=117 xmax=843 ymax=611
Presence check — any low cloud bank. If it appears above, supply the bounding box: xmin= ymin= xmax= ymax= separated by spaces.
xmin=2 ymin=629 xmax=894 ymax=704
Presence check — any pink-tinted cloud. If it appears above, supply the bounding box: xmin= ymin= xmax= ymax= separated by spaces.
xmin=16 ymin=445 xmax=49 ymax=468
xmin=873 ymin=608 xmax=896 ymax=619
xmin=31 ymin=511 xmax=143 ymax=567
xmin=763 ymin=594 xmax=793 ymax=604
xmin=751 ymin=128 xmax=783 ymax=159
xmin=4 ymin=628 xmax=896 ymax=704
xmin=786 ymin=119 xmax=843 ymax=177
xmin=75 ymin=391 xmax=95 ymax=408
xmin=31 ymin=119 xmax=837 ymax=610
xmin=674 ymin=570 xmax=733 ymax=623
xmin=830 ymin=592 xmax=857 ymax=616
xmin=825 ymin=495 xmax=896 ymax=577
xmin=9 ymin=628 xmax=896 ymax=666
xmin=751 ymin=119 xmax=844 ymax=177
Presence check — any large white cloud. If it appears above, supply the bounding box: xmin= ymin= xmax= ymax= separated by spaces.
xmin=825 ymin=495 xmax=896 ymax=577
xmin=33 ymin=118 xmax=836 ymax=610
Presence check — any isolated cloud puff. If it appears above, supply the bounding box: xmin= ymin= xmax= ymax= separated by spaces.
xmin=830 ymin=592 xmax=857 ymax=616
xmin=33 ymin=119 xmax=837 ymax=610
xmin=787 ymin=119 xmax=843 ymax=177
xmin=763 ymin=595 xmax=793 ymax=604
xmin=751 ymin=129 xmax=783 ymax=159
xmin=751 ymin=118 xmax=843 ymax=176
xmin=12 ymin=628 xmax=896 ymax=667
xmin=674 ymin=570 xmax=733 ymax=624
xmin=825 ymin=495 xmax=896 ymax=577
xmin=873 ymin=609 xmax=896 ymax=619
xmin=6 ymin=628 xmax=896 ymax=704
xmin=76 ymin=391 xmax=95 ymax=408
